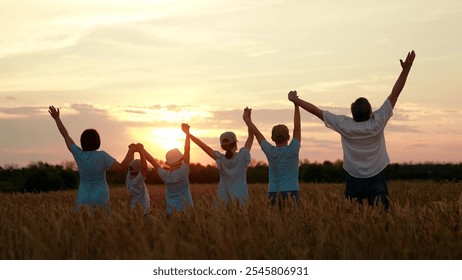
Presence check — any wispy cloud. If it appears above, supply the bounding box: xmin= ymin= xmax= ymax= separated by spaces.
xmin=0 ymin=1 xmax=173 ymax=58
xmin=0 ymin=106 xmax=44 ymax=119
xmin=1 ymin=1 xmax=461 ymax=166
xmin=2 ymin=96 xmax=17 ymax=101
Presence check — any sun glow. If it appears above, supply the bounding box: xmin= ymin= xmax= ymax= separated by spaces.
xmin=149 ymin=127 xmax=186 ymax=152
xmin=127 ymin=126 xmax=220 ymax=166
xmin=127 ymin=127 xmax=187 ymax=163
xmin=131 ymin=127 xmax=185 ymax=161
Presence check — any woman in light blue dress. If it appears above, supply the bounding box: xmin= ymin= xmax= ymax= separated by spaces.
xmin=48 ymin=105 xmax=135 ymax=211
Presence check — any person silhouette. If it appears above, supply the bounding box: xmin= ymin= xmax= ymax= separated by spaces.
xmin=183 ymin=108 xmax=254 ymax=206
xmin=289 ymin=50 xmax=416 ymax=210
xmin=49 ymin=105 xmax=135 ymax=211
xmin=243 ymin=96 xmax=301 ymax=207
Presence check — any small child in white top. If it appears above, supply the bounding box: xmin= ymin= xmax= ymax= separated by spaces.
xmin=145 ymin=124 xmax=193 ymax=216
xmin=126 ymin=143 xmax=151 ymax=214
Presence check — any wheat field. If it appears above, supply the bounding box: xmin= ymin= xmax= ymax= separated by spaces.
xmin=1 ymin=181 xmax=461 ymax=259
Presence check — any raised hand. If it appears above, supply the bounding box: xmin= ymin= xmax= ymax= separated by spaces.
xmin=128 ymin=143 xmax=138 ymax=153
xmin=48 ymin=106 xmax=60 ymax=120
xmin=48 ymin=105 xmax=76 ymax=150
xmin=243 ymin=106 xmax=252 ymax=120
xmin=400 ymin=50 xmax=416 ymax=69
xmin=181 ymin=123 xmax=190 ymax=134
xmin=288 ymin=90 xmax=298 ymax=102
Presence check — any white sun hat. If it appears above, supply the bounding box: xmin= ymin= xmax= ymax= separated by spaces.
xmin=165 ymin=148 xmax=183 ymax=166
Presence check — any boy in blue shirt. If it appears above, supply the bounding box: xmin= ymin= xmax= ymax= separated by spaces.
xmin=243 ymin=91 xmax=301 ymax=206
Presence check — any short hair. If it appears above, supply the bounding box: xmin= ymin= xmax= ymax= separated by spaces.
xmin=351 ymin=97 xmax=372 ymax=122
xmin=271 ymin=124 xmax=290 ymax=144
xmin=80 ymin=129 xmax=101 ymax=151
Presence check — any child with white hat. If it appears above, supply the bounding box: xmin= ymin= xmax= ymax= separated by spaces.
xmin=144 ymin=124 xmax=193 ymax=216
xmin=125 ymin=143 xmax=151 ymax=214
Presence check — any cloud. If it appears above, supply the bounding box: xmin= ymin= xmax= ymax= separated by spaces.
xmin=386 ymin=123 xmax=422 ymax=133
xmin=0 ymin=106 xmax=44 ymax=119
xmin=0 ymin=0 xmax=461 ymax=168
xmin=2 ymin=100 xmax=462 ymax=166
xmin=0 ymin=103 xmax=132 ymax=166
xmin=0 ymin=1 xmax=174 ymax=58
xmin=0 ymin=112 xmax=27 ymax=119
xmin=70 ymin=103 xmax=106 ymax=114
xmin=124 ymin=109 xmax=148 ymax=115
xmin=2 ymin=96 xmax=17 ymax=101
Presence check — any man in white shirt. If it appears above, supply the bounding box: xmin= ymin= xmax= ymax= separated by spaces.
xmin=289 ymin=50 xmax=416 ymax=210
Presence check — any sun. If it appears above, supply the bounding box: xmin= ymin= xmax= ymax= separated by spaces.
xmin=149 ymin=127 xmax=186 ymax=153
xmin=126 ymin=127 xmax=186 ymax=162
xmin=127 ymin=125 xmax=219 ymax=166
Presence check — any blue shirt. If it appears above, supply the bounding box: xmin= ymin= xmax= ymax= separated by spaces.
xmin=214 ymin=147 xmax=251 ymax=205
xmin=157 ymin=162 xmax=193 ymax=215
xmin=70 ymin=144 xmax=115 ymax=210
xmin=260 ymin=138 xmax=300 ymax=192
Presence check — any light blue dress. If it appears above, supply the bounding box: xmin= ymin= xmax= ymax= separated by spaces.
xmin=157 ymin=162 xmax=193 ymax=215
xmin=70 ymin=144 xmax=115 ymax=210
xmin=260 ymin=138 xmax=300 ymax=192
xmin=214 ymin=147 xmax=251 ymax=205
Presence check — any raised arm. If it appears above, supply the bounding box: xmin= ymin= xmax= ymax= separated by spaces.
xmin=144 ymin=148 xmax=161 ymax=170
xmin=184 ymin=126 xmax=217 ymax=160
xmin=388 ymin=50 xmax=416 ymax=109
xmin=293 ymin=101 xmax=301 ymax=142
xmin=48 ymin=106 xmax=75 ymax=151
xmin=137 ymin=143 xmax=148 ymax=178
xmin=243 ymin=107 xmax=266 ymax=145
xmin=110 ymin=144 xmax=137 ymax=172
xmin=181 ymin=123 xmax=190 ymax=165
xmin=288 ymin=91 xmax=324 ymax=121
xmin=243 ymin=107 xmax=255 ymax=151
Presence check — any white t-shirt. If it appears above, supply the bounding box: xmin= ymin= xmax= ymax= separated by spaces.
xmin=157 ymin=162 xmax=193 ymax=215
xmin=214 ymin=147 xmax=251 ymax=205
xmin=126 ymin=172 xmax=151 ymax=214
xmin=323 ymin=99 xmax=393 ymax=178
xmin=260 ymin=138 xmax=300 ymax=192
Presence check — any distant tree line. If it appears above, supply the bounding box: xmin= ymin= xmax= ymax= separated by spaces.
xmin=1 ymin=160 xmax=461 ymax=193
xmin=0 ymin=162 xmax=79 ymax=193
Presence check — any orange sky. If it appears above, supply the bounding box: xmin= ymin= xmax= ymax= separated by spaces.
xmin=1 ymin=1 xmax=462 ymax=167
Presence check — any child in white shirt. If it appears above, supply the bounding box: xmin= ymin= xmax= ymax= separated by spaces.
xmin=126 ymin=144 xmax=151 ymax=214
xmin=145 ymin=124 xmax=193 ymax=216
